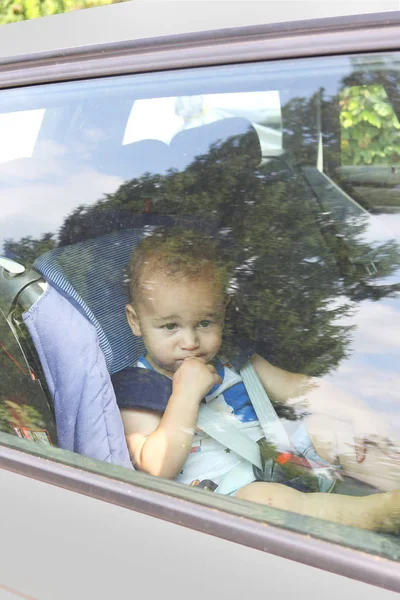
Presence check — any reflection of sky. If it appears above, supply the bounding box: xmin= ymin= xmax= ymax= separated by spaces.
xmin=359 ymin=213 xmax=400 ymax=286
xmin=0 ymin=109 xmax=123 ymax=248
xmin=326 ymin=298 xmax=400 ymax=439
xmin=362 ymin=213 xmax=400 ymax=245
xmin=0 ymin=141 xmax=123 ymax=250
xmin=375 ymin=213 xmax=400 ymax=241
xmin=0 ymin=90 xmax=284 ymax=250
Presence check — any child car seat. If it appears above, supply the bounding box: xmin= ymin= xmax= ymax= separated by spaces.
xmin=4 ymin=118 xmax=262 ymax=466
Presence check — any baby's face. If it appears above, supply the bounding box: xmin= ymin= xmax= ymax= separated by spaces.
xmin=126 ymin=273 xmax=226 ymax=377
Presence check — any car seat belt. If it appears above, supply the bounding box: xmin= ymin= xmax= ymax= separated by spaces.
xmin=199 ymin=361 xmax=336 ymax=495
xmin=197 ymin=402 xmax=267 ymax=495
xmin=197 ymin=404 xmax=263 ymax=470
xmin=213 ymin=360 xmax=294 ymax=495
xmin=239 ymin=361 xmax=292 ymax=451
xmin=239 ymin=362 xmax=336 ymax=493
xmin=197 ymin=359 xmax=294 ymax=494
xmin=198 ymin=360 xmax=292 ymax=468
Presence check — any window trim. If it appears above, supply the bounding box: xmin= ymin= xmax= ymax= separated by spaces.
xmin=0 ymin=441 xmax=399 ymax=593
xmin=0 ymin=12 xmax=400 ymax=90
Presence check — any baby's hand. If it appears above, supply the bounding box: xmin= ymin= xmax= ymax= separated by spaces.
xmin=172 ymin=358 xmax=222 ymax=402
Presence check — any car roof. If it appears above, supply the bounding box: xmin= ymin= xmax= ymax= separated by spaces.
xmin=0 ymin=0 xmax=399 ymax=61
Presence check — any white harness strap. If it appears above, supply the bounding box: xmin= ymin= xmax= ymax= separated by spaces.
xmin=239 ymin=361 xmax=292 ymax=452
xmin=198 ymin=360 xmax=336 ymax=495
xmin=197 ymin=403 xmax=262 ymax=470
xmin=198 ymin=360 xmax=291 ymax=467
xmin=197 ymin=360 xmax=286 ymax=495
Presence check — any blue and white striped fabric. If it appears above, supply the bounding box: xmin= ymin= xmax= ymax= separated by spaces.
xmin=34 ymin=228 xmax=147 ymax=374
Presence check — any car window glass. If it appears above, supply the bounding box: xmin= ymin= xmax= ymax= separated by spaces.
xmin=0 ymin=108 xmax=45 ymax=163
xmin=123 ymin=91 xmax=282 ymax=155
xmin=334 ymin=83 xmax=400 ymax=227
xmin=0 ymin=54 xmax=399 ymax=559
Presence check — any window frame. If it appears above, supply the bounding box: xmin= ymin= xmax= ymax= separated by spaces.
xmin=1 ymin=11 xmax=400 ymax=90
xmin=1 ymin=435 xmax=400 ymax=593
xmin=1 ymin=9 xmax=400 ymax=593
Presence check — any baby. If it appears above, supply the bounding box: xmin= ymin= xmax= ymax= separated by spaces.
xmin=119 ymin=228 xmax=400 ymax=532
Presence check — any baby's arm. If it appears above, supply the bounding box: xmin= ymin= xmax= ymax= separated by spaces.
xmin=235 ymin=481 xmax=400 ymax=532
xmin=250 ymin=353 xmax=309 ymax=403
xmin=121 ymin=358 xmax=221 ymax=479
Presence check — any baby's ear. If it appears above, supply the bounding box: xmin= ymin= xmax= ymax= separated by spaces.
xmin=126 ymin=303 xmax=142 ymax=337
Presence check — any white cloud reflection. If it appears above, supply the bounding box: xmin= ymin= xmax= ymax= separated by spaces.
xmin=0 ymin=143 xmax=123 ymax=249
xmin=326 ymin=299 xmax=400 ymax=438
xmin=345 ymin=300 xmax=400 ymax=354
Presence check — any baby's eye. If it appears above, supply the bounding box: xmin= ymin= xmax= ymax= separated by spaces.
xmin=198 ymin=320 xmax=211 ymax=328
xmin=163 ymin=323 xmax=177 ymax=331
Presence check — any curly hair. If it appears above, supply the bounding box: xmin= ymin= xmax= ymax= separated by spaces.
xmin=128 ymin=227 xmax=229 ymax=305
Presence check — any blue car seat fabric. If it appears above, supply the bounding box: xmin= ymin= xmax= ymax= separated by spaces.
xmin=23 ymin=284 xmax=132 ymax=468
xmin=34 ymin=228 xmax=147 ymax=375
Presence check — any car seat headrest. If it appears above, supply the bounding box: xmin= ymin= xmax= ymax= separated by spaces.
xmin=169 ymin=117 xmax=262 ymax=172
xmin=34 ymin=228 xmax=147 ymax=374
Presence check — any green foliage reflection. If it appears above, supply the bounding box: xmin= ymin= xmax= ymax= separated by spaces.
xmin=340 ymin=85 xmax=400 ymax=166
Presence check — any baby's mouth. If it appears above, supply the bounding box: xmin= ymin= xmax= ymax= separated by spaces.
xmin=177 ymin=354 xmax=206 ymax=362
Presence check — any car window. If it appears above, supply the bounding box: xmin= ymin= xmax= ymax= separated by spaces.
xmin=123 ymin=91 xmax=283 ymax=156
xmin=334 ymin=82 xmax=400 ymax=226
xmin=0 ymin=54 xmax=400 ymax=560
xmin=0 ymin=108 xmax=45 ymax=163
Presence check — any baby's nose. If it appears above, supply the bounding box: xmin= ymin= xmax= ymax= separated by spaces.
xmin=180 ymin=328 xmax=200 ymax=350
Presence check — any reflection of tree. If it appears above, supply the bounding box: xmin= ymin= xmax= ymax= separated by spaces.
xmin=335 ymin=58 xmax=400 ymax=169
xmin=0 ymin=399 xmax=44 ymax=434
xmin=328 ymin=63 xmax=400 ymax=216
xmin=4 ymin=87 xmax=400 ymax=387
xmin=340 ymin=85 xmax=400 ymax=166
xmin=4 ymin=233 xmax=56 ymax=269
xmin=0 ymin=324 xmax=49 ymax=436
xmin=282 ymin=90 xmax=341 ymax=173
xmin=56 ymin=133 xmax=400 ymax=379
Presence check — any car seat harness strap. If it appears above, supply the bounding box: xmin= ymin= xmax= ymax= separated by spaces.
xmin=211 ymin=361 xmax=337 ymax=495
